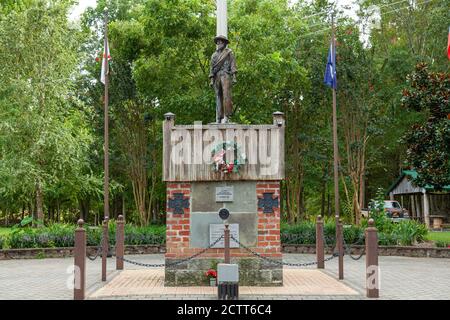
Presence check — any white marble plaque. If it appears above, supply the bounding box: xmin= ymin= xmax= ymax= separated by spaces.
xmin=209 ymin=224 xmax=239 ymax=248
xmin=216 ymin=186 xmax=234 ymax=202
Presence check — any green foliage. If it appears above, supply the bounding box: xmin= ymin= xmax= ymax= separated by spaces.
xmin=0 ymin=222 xmax=165 ymax=249
xmin=426 ymin=232 xmax=450 ymax=243
xmin=0 ymin=0 xmax=449 ymax=227
xmin=401 ymin=63 xmax=450 ymax=190
xmin=0 ymin=0 xmax=101 ymax=221
xmin=281 ymin=218 xmax=428 ymax=247
xmin=435 ymin=240 xmax=450 ymax=248
xmin=392 ymin=220 xmax=428 ymax=246
xmin=363 ymin=187 xmax=395 ymax=233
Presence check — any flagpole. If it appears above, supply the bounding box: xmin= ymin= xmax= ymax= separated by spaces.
xmin=331 ymin=13 xmax=343 ymax=280
xmin=102 ymin=7 xmax=109 ymax=282
xmin=332 ymin=14 xmax=339 ymax=224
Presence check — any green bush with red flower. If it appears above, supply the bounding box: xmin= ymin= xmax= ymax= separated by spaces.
xmin=205 ymin=269 xmax=217 ymax=280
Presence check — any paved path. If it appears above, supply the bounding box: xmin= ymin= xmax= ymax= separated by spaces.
xmin=0 ymin=254 xmax=449 ymax=300
xmin=89 ymin=269 xmax=358 ymax=299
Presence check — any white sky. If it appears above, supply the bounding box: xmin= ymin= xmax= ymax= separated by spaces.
xmin=70 ymin=0 xmax=359 ymax=21
xmin=69 ymin=0 xmax=97 ymax=21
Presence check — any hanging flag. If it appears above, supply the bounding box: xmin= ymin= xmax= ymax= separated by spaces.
xmin=447 ymin=26 xmax=450 ymax=60
xmin=324 ymin=41 xmax=337 ymax=89
xmin=100 ymin=37 xmax=111 ymax=85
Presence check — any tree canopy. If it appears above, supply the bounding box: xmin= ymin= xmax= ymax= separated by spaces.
xmin=0 ymin=0 xmax=448 ymax=226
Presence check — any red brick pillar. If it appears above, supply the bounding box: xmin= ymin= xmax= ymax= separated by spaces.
xmin=166 ymin=183 xmax=191 ymax=259
xmin=256 ymin=181 xmax=281 ymax=258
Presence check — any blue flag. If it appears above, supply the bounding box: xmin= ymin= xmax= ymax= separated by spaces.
xmin=324 ymin=41 xmax=337 ymax=89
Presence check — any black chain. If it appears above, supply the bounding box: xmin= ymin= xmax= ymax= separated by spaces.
xmin=87 ymin=234 xmax=104 ymax=261
xmin=113 ymin=235 xmax=225 ymax=268
xmin=230 ymin=235 xmax=338 ymax=267
xmin=343 ymin=234 xmax=365 ymax=261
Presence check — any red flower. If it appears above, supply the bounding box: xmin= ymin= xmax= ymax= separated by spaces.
xmin=227 ymin=164 xmax=234 ymax=173
xmin=95 ymin=57 xmax=100 ymax=62
xmin=205 ymin=269 xmax=217 ymax=278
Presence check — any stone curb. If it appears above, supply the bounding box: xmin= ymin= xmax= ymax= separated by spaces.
xmin=1 ymin=244 xmax=449 ymax=260
xmin=281 ymin=244 xmax=450 ymax=258
xmin=0 ymin=245 xmax=166 ymax=260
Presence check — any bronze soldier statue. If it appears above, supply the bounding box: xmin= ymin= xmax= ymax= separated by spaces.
xmin=209 ymin=35 xmax=237 ymax=123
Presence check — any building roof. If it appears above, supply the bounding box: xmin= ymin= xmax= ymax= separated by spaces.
xmin=387 ymin=170 xmax=450 ymax=195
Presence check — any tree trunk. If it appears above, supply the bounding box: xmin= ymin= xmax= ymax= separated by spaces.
xmin=35 ymin=181 xmax=44 ymax=226
xmin=56 ymin=200 xmax=60 ymax=223
xmin=320 ymin=168 xmax=326 ymax=217
xmin=122 ymin=193 xmax=126 ymax=221
xmin=327 ymin=191 xmax=331 ymax=216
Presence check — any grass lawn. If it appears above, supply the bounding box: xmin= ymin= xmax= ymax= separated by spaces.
xmin=426 ymin=231 xmax=450 ymax=243
xmin=0 ymin=227 xmax=12 ymax=236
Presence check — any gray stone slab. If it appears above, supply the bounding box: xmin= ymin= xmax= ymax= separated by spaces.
xmin=190 ymin=212 xmax=257 ymax=247
xmin=191 ymin=181 xmax=257 ymax=213
xmin=218 ymin=264 xmax=239 ymax=283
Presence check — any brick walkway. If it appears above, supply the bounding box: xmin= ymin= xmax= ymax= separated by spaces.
xmin=88 ymin=269 xmax=357 ymax=299
xmin=0 ymin=254 xmax=449 ymax=300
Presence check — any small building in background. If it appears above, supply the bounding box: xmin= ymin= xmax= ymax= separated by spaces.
xmin=387 ymin=170 xmax=450 ymax=229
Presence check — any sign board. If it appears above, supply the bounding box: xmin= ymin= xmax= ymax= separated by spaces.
xmin=210 ymin=224 xmax=239 ymax=248
xmin=215 ymin=186 xmax=234 ymax=202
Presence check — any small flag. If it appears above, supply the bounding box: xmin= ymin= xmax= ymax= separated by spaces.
xmin=100 ymin=38 xmax=111 ymax=85
xmin=324 ymin=40 xmax=337 ymax=89
xmin=447 ymin=26 xmax=450 ymax=60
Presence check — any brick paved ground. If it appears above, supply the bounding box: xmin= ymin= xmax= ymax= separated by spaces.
xmin=0 ymin=254 xmax=449 ymax=300
xmin=88 ymin=269 xmax=357 ymax=299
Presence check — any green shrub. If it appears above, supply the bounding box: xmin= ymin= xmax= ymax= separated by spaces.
xmin=281 ymin=219 xmax=364 ymax=246
xmin=392 ymin=220 xmax=428 ymax=246
xmin=435 ymin=240 xmax=449 ymax=248
xmin=281 ymin=215 xmax=428 ymax=247
xmin=0 ymin=236 xmax=4 ymax=249
xmin=281 ymin=220 xmax=316 ymax=244
xmin=2 ymin=222 xmax=166 ymax=249
xmin=377 ymin=232 xmax=398 ymax=246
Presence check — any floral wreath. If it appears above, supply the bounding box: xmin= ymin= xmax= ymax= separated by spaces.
xmin=211 ymin=141 xmax=247 ymax=174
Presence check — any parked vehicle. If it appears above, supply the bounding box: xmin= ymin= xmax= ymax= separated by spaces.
xmin=361 ymin=200 xmax=410 ymax=222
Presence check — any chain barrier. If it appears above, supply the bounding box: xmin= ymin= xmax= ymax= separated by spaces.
xmin=112 ymin=235 xmax=225 ymax=268
xmin=322 ymin=232 xmax=336 ymax=255
xmin=343 ymin=234 xmax=365 ymax=261
xmin=86 ymin=234 xmax=104 ymax=261
xmin=95 ymin=230 xmax=362 ymax=268
xmin=230 ymin=235 xmax=338 ymax=267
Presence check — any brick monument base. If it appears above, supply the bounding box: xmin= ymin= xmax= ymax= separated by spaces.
xmin=165 ymin=182 xmax=282 ymax=287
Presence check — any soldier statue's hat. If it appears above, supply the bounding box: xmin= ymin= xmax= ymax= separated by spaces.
xmin=214 ymin=35 xmax=229 ymax=44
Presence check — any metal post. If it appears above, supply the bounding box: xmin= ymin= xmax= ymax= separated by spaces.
xmin=102 ymin=8 xmax=110 ymax=282
xmin=74 ymin=219 xmax=86 ymax=300
xmin=316 ymin=215 xmax=324 ymax=269
xmin=116 ymin=215 xmax=125 ymax=270
xmin=366 ymin=219 xmax=379 ymax=298
xmin=102 ymin=218 xmax=109 ymax=281
xmin=336 ymin=217 xmax=344 ymax=280
xmin=330 ymin=13 xmax=343 ymax=266
xmin=224 ymin=224 xmax=230 ymax=264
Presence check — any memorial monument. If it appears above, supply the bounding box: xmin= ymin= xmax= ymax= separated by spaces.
xmin=163 ymin=0 xmax=285 ymax=286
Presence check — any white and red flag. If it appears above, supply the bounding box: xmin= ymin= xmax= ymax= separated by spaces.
xmin=100 ymin=37 xmax=111 ymax=84
xmin=447 ymin=26 xmax=450 ymax=60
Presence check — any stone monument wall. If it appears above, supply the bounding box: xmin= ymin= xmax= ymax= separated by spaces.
xmin=165 ymin=181 xmax=282 ymax=286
